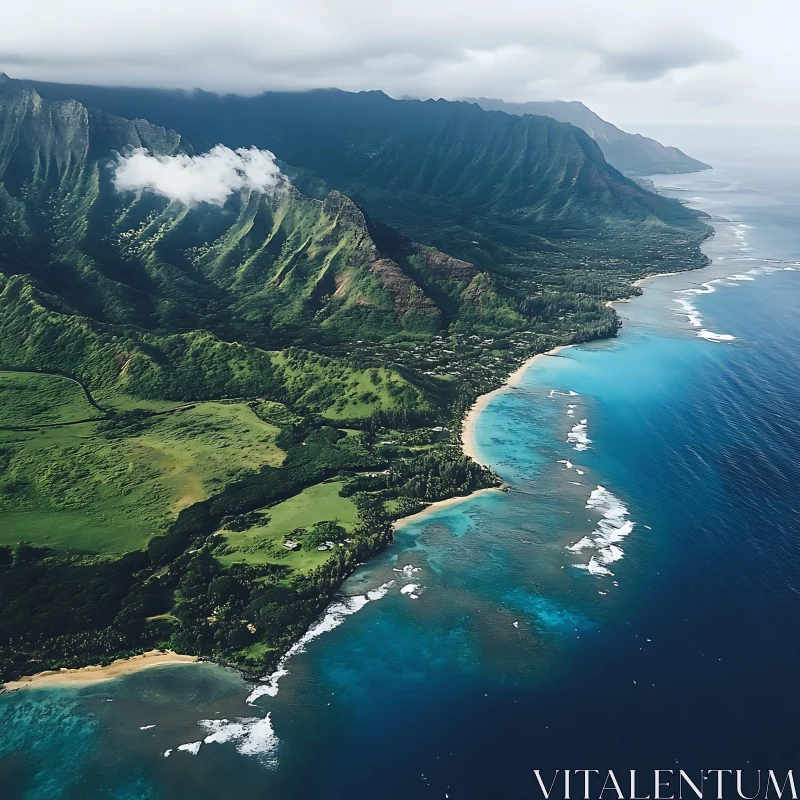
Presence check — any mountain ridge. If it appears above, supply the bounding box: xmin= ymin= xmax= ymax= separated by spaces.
xmin=19 ymin=78 xmax=708 ymax=272
xmin=461 ymin=96 xmax=711 ymax=176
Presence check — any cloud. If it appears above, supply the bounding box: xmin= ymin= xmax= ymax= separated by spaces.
xmin=3 ymin=0 xmax=797 ymax=123
xmin=598 ymin=35 xmax=738 ymax=82
xmin=113 ymin=145 xmax=285 ymax=206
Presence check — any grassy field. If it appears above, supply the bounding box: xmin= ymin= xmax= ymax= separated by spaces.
xmin=271 ymin=353 xmax=412 ymax=420
xmin=320 ymin=368 xmax=401 ymax=420
xmin=0 ymin=401 xmax=285 ymax=554
xmin=0 ymin=371 xmax=102 ymax=427
xmin=94 ymin=392 xmax=185 ymax=414
xmin=134 ymin=402 xmax=285 ymax=512
xmin=216 ymin=480 xmax=358 ymax=572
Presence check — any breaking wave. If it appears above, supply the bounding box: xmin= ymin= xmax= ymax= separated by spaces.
xmin=567 ymin=486 xmax=636 ymax=579
xmin=246 ymin=581 xmax=395 ymax=704
xmin=200 ymin=714 xmax=279 ymax=763
xmin=567 ymin=419 xmax=591 ymax=451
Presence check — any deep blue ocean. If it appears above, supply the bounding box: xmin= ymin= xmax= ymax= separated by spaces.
xmin=2 ymin=128 xmax=799 ymax=799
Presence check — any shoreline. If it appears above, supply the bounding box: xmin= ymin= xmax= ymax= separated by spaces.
xmin=0 ymin=272 xmax=702 ymax=693
xmin=461 ymin=344 xmax=575 ymax=467
xmin=1 ymin=650 xmax=198 ymax=692
xmin=632 ymin=270 xmax=687 ymax=288
xmin=393 ymin=487 xmax=504 ymax=530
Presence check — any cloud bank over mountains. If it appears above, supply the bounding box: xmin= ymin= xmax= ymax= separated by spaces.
xmin=113 ymin=146 xmax=285 ymax=206
xmin=1 ymin=0 xmax=796 ymax=124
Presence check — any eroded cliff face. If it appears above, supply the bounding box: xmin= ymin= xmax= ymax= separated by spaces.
xmin=0 ymin=79 xmax=529 ymax=343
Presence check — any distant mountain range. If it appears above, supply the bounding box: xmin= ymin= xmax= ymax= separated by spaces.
xmin=462 ymin=97 xmax=711 ymax=176
xmin=20 ymin=79 xmax=706 ymax=273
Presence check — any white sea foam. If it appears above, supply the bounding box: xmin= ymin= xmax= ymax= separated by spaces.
xmin=673 ymin=279 xmax=738 ymax=341
xmin=574 ymin=557 xmax=613 ymax=577
xmin=392 ymin=564 xmax=421 ymax=579
xmin=246 ymin=581 xmax=395 ymax=704
xmin=139 ymin=725 xmax=156 ymax=731
xmin=698 ymin=330 xmax=736 ymax=342
xmin=567 ymin=486 xmax=636 ymax=579
xmin=670 ymin=256 xmax=799 ymax=342
xmin=400 ymin=583 xmax=425 ymax=599
xmin=567 ymin=536 xmax=594 ymax=552
xmin=674 ymin=296 xmax=703 ymax=327
xmin=732 ymin=222 xmax=751 ymax=250
xmin=366 ymin=583 xmax=394 ymax=600
xmin=163 ymin=749 xmax=172 ymax=758
xmin=557 ymin=459 xmax=574 ymax=469
xmin=598 ymin=544 xmax=624 ymax=564
xmin=199 ymin=713 xmax=279 ymax=763
xmin=175 ymin=741 xmax=202 ymax=756
xmin=567 ymin=419 xmax=591 ymax=451
xmin=549 ymin=390 xmax=579 ymax=398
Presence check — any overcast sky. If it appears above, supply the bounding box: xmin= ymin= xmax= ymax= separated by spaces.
xmin=2 ymin=0 xmax=797 ymax=127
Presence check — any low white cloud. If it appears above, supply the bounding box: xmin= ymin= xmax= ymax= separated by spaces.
xmin=1 ymin=0 xmax=796 ymax=124
xmin=113 ymin=145 xmax=285 ymax=206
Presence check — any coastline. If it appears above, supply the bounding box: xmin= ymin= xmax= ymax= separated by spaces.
xmin=461 ymin=344 xmax=575 ymax=467
xmin=0 ymin=273 xmax=702 ymax=693
xmin=393 ymin=487 xmax=504 ymax=530
xmin=1 ymin=650 xmax=198 ymax=692
xmin=632 ymin=270 xmax=687 ymax=288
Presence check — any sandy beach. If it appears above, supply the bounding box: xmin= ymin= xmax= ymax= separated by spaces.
xmin=394 ymin=343 xmax=577 ymax=530
xmin=632 ymin=270 xmax=687 ymax=288
xmin=459 ymin=268 xmax=694 ymax=466
xmin=393 ymin=487 xmax=504 ymax=530
xmin=461 ymin=344 xmax=575 ymax=466
xmin=1 ymin=650 xmax=198 ymax=692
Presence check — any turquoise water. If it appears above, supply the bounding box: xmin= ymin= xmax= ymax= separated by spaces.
xmin=3 ymin=136 xmax=800 ymax=798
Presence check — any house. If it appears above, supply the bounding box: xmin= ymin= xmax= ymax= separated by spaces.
xmin=283 ymin=540 xmax=301 ymax=551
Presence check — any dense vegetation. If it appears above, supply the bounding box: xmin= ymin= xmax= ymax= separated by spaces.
xmin=0 ymin=74 xmax=710 ymax=683
xmin=25 ymin=78 xmax=709 ymax=268
xmin=0 ymin=412 xmax=498 ymax=679
xmin=464 ymin=97 xmax=711 ymax=176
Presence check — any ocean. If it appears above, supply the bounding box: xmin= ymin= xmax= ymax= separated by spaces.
xmin=2 ymin=127 xmax=799 ymax=799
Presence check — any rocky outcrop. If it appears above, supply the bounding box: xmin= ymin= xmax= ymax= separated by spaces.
xmin=370 ymin=257 xmax=441 ymax=322
xmin=418 ymin=247 xmax=478 ymax=280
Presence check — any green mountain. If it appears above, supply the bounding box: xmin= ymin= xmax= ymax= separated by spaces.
xmin=462 ymin=97 xmax=711 ymax=176
xmin=0 ymin=80 xmax=423 ymax=342
xmin=0 ymin=75 xmax=703 ymax=409
xmin=24 ymin=79 xmax=708 ymax=271
xmin=0 ymin=75 xmax=711 ymax=682
xmin=1 ymin=77 xmax=485 ymax=436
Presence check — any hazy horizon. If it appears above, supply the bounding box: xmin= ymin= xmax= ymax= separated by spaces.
xmin=2 ymin=1 xmax=798 ymax=126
